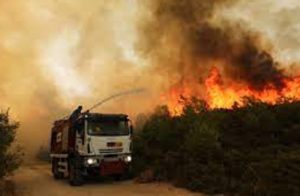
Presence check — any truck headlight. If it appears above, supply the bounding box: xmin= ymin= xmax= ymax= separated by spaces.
xmin=86 ymin=158 xmax=97 ymax=165
xmin=124 ymin=155 xmax=132 ymax=163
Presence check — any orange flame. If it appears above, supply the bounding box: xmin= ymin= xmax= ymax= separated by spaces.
xmin=162 ymin=67 xmax=300 ymax=115
xmin=160 ymin=83 xmax=193 ymax=116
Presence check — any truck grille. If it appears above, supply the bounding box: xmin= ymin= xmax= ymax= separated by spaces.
xmin=99 ymin=148 xmax=123 ymax=154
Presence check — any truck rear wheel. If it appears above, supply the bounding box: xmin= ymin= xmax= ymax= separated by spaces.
xmin=68 ymin=164 xmax=83 ymax=186
xmin=113 ymin=174 xmax=122 ymax=181
xmin=52 ymin=159 xmax=64 ymax=179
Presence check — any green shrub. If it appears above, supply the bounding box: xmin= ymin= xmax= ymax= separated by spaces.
xmin=133 ymin=99 xmax=300 ymax=196
xmin=0 ymin=111 xmax=22 ymax=179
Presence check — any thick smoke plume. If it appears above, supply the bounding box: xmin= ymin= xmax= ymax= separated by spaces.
xmin=138 ymin=0 xmax=290 ymax=90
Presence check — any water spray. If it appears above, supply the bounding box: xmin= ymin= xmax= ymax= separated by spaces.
xmin=86 ymin=88 xmax=145 ymax=112
xmin=62 ymin=88 xmax=145 ymax=119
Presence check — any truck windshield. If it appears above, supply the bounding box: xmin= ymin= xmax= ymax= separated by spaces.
xmin=88 ymin=121 xmax=130 ymax=136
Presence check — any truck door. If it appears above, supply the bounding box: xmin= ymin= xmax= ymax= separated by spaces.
xmin=75 ymin=120 xmax=85 ymax=154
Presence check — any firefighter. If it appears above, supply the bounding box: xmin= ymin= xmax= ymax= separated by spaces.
xmin=69 ymin=105 xmax=82 ymax=123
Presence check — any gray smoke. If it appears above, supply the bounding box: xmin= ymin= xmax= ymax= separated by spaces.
xmin=138 ymin=0 xmax=289 ymax=90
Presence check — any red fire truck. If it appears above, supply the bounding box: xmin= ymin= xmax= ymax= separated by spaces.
xmin=50 ymin=113 xmax=133 ymax=186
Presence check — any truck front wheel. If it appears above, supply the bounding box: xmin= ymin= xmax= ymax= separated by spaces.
xmin=68 ymin=164 xmax=83 ymax=186
xmin=52 ymin=159 xmax=64 ymax=179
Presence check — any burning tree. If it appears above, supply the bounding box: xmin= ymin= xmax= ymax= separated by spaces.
xmin=0 ymin=110 xmax=22 ymax=179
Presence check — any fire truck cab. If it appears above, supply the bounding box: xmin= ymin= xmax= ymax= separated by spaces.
xmin=50 ymin=113 xmax=133 ymax=186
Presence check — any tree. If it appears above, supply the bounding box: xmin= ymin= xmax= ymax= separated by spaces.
xmin=0 ymin=110 xmax=22 ymax=179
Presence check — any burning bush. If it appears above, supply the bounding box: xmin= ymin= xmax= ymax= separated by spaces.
xmin=133 ymin=99 xmax=300 ymax=195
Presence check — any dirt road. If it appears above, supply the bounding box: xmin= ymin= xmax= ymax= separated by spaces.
xmin=11 ymin=164 xmax=203 ymax=196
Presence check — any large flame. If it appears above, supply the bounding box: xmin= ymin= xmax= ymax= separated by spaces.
xmin=163 ymin=67 xmax=300 ymax=115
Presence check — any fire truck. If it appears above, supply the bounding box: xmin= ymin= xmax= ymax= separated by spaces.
xmin=50 ymin=112 xmax=133 ymax=186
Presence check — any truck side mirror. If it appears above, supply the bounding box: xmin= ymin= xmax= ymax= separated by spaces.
xmin=79 ymin=129 xmax=85 ymax=145
xmin=76 ymin=122 xmax=85 ymax=145
xmin=130 ymin=125 xmax=134 ymax=135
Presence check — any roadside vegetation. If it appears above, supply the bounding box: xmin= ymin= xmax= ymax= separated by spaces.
xmin=0 ymin=110 xmax=22 ymax=196
xmin=133 ymin=98 xmax=300 ymax=196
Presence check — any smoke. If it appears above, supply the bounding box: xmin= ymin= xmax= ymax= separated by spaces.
xmin=0 ymin=0 xmax=156 ymax=160
xmin=215 ymin=0 xmax=300 ymax=64
xmin=0 ymin=0 xmax=299 ymax=160
xmin=137 ymin=0 xmax=300 ymax=90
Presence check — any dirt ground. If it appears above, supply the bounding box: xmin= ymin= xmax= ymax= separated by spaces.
xmin=10 ymin=164 xmax=204 ymax=196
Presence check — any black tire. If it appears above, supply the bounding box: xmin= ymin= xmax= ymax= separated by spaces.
xmin=52 ymin=159 xmax=64 ymax=179
xmin=123 ymin=165 xmax=133 ymax=180
xmin=113 ymin=174 xmax=122 ymax=181
xmin=68 ymin=162 xmax=84 ymax=186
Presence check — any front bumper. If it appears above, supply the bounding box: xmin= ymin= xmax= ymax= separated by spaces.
xmin=82 ymin=154 xmax=132 ymax=176
xmin=83 ymin=154 xmax=132 ymax=167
